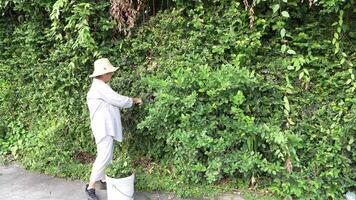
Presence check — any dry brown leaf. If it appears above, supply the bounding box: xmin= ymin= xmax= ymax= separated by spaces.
xmin=243 ymin=0 xmax=256 ymax=27
xmin=110 ymin=0 xmax=146 ymax=35
xmin=286 ymin=156 xmax=293 ymax=173
xmin=249 ymin=175 xmax=257 ymax=189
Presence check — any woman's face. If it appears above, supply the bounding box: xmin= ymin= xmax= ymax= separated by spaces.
xmin=99 ymin=72 xmax=114 ymax=83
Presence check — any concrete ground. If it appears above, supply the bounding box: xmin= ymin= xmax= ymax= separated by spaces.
xmin=0 ymin=165 xmax=245 ymax=200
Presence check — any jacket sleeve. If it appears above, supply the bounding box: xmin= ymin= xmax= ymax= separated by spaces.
xmin=99 ymin=84 xmax=133 ymax=108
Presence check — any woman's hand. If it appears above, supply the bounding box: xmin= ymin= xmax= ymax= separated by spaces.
xmin=133 ymin=97 xmax=143 ymax=105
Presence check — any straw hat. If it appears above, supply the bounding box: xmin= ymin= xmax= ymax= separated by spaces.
xmin=89 ymin=58 xmax=118 ymax=78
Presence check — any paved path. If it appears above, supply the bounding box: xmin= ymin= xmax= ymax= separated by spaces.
xmin=0 ymin=165 xmax=244 ymax=200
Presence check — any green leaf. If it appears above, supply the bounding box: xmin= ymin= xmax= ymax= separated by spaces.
xmin=287 ymin=49 xmax=296 ymax=55
xmin=272 ymin=4 xmax=280 ymax=13
xmin=280 ymin=28 xmax=286 ymax=38
xmin=299 ymin=71 xmax=304 ymax=80
xmin=284 ymin=96 xmax=290 ymax=112
xmin=334 ymin=33 xmax=339 ymax=39
xmin=287 ymin=117 xmax=295 ymax=125
xmin=334 ymin=43 xmax=340 ymax=54
xmin=281 ymin=45 xmax=287 ymax=53
xmin=247 ymin=136 xmax=254 ymax=151
xmin=281 ymin=11 xmax=290 ymax=18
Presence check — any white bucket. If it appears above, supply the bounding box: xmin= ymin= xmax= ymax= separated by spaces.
xmin=105 ymin=174 xmax=135 ymax=200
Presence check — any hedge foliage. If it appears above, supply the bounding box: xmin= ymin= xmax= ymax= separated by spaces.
xmin=0 ymin=0 xmax=355 ymax=199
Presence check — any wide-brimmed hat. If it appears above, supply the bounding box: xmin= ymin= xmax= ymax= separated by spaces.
xmin=89 ymin=58 xmax=118 ymax=78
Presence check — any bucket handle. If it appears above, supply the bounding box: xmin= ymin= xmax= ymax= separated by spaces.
xmin=112 ymin=185 xmax=134 ymax=199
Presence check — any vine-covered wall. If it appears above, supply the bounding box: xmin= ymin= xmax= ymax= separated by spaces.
xmin=0 ymin=0 xmax=354 ymax=199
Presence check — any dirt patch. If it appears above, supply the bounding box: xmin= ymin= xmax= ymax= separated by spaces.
xmin=73 ymin=152 xmax=96 ymax=164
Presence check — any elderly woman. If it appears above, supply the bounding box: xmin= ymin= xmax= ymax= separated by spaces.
xmin=85 ymin=58 xmax=142 ymax=200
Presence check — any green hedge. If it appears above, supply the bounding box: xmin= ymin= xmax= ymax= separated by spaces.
xmin=0 ymin=0 xmax=354 ymax=199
